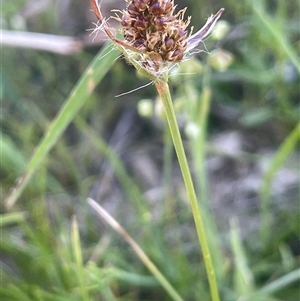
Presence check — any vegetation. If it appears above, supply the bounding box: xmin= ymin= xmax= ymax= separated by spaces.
xmin=1 ymin=0 xmax=299 ymax=300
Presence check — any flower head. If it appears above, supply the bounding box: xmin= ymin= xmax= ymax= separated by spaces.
xmin=90 ymin=0 xmax=224 ymax=80
xmin=117 ymin=0 xmax=190 ymax=62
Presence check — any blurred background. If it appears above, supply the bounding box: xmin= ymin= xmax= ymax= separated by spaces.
xmin=1 ymin=0 xmax=300 ymax=300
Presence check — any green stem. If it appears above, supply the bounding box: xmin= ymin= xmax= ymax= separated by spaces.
xmin=155 ymin=79 xmax=220 ymax=301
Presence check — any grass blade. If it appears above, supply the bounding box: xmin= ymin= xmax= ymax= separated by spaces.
xmin=87 ymin=197 xmax=184 ymax=301
xmin=0 ymin=212 xmax=27 ymax=227
xmin=259 ymin=268 xmax=300 ymax=295
xmin=253 ymin=4 xmax=300 ymax=73
xmin=260 ymin=122 xmax=300 ymax=241
xmin=71 ymin=216 xmax=89 ymax=301
xmin=75 ymin=117 xmax=149 ymax=220
xmin=230 ymin=218 xmax=255 ymax=296
xmin=4 ymin=43 xmax=120 ymax=209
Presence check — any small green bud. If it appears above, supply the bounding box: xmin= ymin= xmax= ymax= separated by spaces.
xmin=137 ymin=99 xmax=154 ymax=118
xmin=211 ymin=20 xmax=230 ymax=41
xmin=180 ymin=59 xmax=204 ymax=77
xmin=170 ymin=59 xmax=203 ymax=83
xmin=185 ymin=121 xmax=201 ymax=139
xmin=208 ymin=48 xmax=233 ymax=72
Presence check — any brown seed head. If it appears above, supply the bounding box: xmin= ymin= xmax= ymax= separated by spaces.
xmin=117 ymin=0 xmax=190 ymax=69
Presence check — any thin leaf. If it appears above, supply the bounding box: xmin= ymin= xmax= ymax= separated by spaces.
xmin=230 ymin=218 xmax=255 ymax=296
xmin=259 ymin=268 xmax=300 ymax=295
xmin=71 ymin=216 xmax=89 ymax=301
xmin=0 ymin=212 xmax=28 ymax=227
xmin=253 ymin=5 xmax=300 ymax=73
xmin=4 ymin=42 xmax=120 ymax=209
xmin=87 ymin=198 xmax=184 ymax=301
xmin=260 ymin=122 xmax=300 ymax=241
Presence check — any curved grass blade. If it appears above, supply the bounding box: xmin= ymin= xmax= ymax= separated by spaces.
xmin=0 ymin=212 xmax=28 ymax=227
xmin=258 ymin=268 xmax=300 ymax=295
xmin=260 ymin=122 xmax=300 ymax=241
xmin=75 ymin=117 xmax=149 ymax=219
xmin=87 ymin=198 xmax=184 ymax=301
xmin=4 ymin=42 xmax=120 ymax=209
xmin=252 ymin=4 xmax=300 ymax=74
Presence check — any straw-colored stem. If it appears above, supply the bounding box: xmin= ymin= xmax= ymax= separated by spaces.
xmin=155 ymin=79 xmax=220 ymax=301
xmin=87 ymin=198 xmax=184 ymax=301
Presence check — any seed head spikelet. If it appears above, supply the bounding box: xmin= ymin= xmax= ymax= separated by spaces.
xmin=90 ymin=0 xmax=224 ymax=80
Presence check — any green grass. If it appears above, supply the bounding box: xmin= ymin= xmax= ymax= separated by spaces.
xmin=1 ymin=0 xmax=300 ymax=300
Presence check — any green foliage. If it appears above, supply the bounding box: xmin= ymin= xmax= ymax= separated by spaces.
xmin=1 ymin=0 xmax=299 ymax=300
